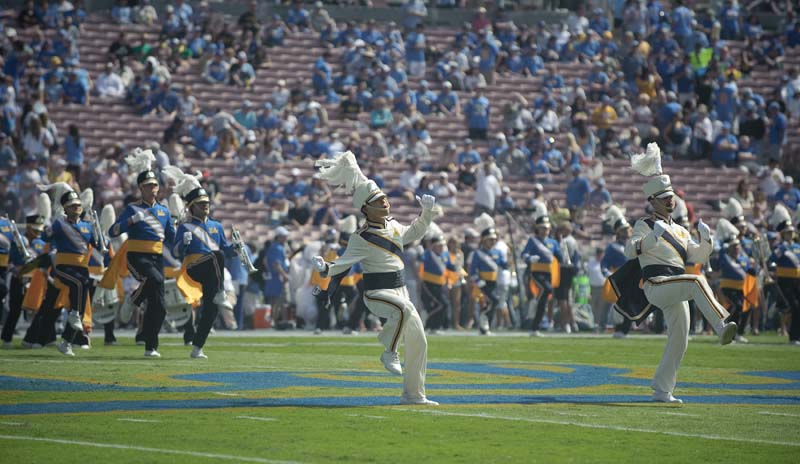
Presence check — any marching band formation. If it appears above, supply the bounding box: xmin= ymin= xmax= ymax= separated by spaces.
xmin=1 ymin=144 xmax=799 ymax=403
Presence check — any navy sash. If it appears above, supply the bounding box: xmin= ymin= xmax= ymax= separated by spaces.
xmin=360 ymin=231 xmax=403 ymax=260
xmin=644 ymin=218 xmax=687 ymax=264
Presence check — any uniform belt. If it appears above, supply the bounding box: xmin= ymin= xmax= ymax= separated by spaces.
xmin=529 ymin=262 xmax=552 ymax=272
xmin=719 ymin=278 xmax=744 ymax=290
xmin=55 ymin=252 xmax=90 ymax=268
xmin=363 ymin=271 xmax=405 ymax=290
xmin=0 ymin=254 xmax=8 ymax=267
xmin=127 ymin=239 xmax=163 ymax=254
xmin=479 ymin=271 xmax=498 ymax=282
xmin=776 ymin=267 xmax=800 ymax=279
xmin=642 ymin=265 xmax=685 ymax=280
xmin=421 ymin=271 xmax=447 ymax=285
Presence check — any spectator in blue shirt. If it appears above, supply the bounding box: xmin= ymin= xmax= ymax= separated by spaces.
xmin=257 ymin=103 xmax=280 ymax=131
xmin=405 ymin=23 xmax=427 ymax=79
xmin=719 ymin=0 xmax=742 ymax=40
xmin=244 ymin=177 xmax=264 ymax=204
xmin=62 ymin=72 xmax=87 ymax=105
xmin=312 ymin=197 xmax=341 ymax=226
xmin=786 ymin=21 xmax=800 ymax=48
xmin=195 ymin=125 xmax=219 ymax=157
xmin=542 ymin=137 xmax=565 ymax=173
xmin=542 ymin=66 xmax=564 ymax=90
xmin=283 ymin=168 xmax=308 ymax=199
xmin=773 ymin=177 xmax=800 ymax=211
xmin=565 ymin=165 xmax=591 ymax=211
xmin=263 ymin=227 xmax=291 ymax=321
xmin=465 ymin=87 xmax=490 ymax=140
xmin=457 ymin=138 xmax=481 ymax=167
xmin=496 ymin=186 xmax=515 ymax=214
xmin=230 ymin=52 xmax=256 ymax=88
xmin=436 ymin=82 xmax=460 ymax=116
xmin=766 ymin=102 xmax=787 ymax=162
xmin=279 ymin=131 xmax=301 ymax=159
xmin=415 ymin=80 xmax=437 ymax=115
xmin=712 ymin=123 xmax=739 ymax=167
xmin=64 ymin=124 xmax=84 ymax=182
xmin=286 ymin=0 xmax=310 ymax=31
xmin=302 ymin=129 xmax=331 ymax=159
xmin=312 ymin=51 xmax=333 ymax=96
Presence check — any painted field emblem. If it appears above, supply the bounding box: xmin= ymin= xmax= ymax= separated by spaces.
xmin=1 ymin=363 xmax=798 ymax=415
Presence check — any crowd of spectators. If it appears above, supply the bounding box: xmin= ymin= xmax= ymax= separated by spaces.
xmin=1 ymin=1 xmax=800 ymax=335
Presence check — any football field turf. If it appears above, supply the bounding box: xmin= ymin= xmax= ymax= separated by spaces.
xmin=1 ymin=332 xmax=798 ymax=463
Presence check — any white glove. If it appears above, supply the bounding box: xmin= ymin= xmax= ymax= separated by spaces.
xmin=312 ymin=256 xmax=327 ymax=273
xmin=476 ymin=280 xmax=486 ymax=288
xmin=527 ymin=255 xmax=541 ymax=264
xmin=130 ymin=210 xmax=147 ymax=225
xmin=697 ymin=219 xmax=711 ymax=242
xmin=416 ymin=194 xmax=436 ymax=210
xmin=652 ymin=220 xmax=668 ymax=239
xmin=183 ymin=232 xmax=193 ymax=246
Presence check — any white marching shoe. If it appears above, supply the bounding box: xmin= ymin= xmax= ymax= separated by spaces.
xmin=67 ymin=310 xmax=83 ymax=331
xmin=190 ymin=346 xmax=208 ymax=359
xmin=652 ymin=391 xmax=683 ymax=404
xmin=144 ymin=349 xmax=161 ymax=358
xmin=57 ymin=340 xmax=75 ymax=357
xmin=400 ymin=397 xmax=439 ymax=406
xmin=213 ymin=290 xmax=233 ymax=310
xmin=719 ymin=322 xmax=738 ymax=345
xmin=478 ymin=314 xmax=490 ymax=333
xmin=380 ymin=350 xmax=402 ymax=375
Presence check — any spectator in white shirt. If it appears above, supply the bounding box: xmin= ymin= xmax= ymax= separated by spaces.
xmin=434 ymin=171 xmax=458 ymax=208
xmin=95 ymin=62 xmax=126 ymax=98
xmin=474 ymin=162 xmax=501 ymax=216
xmin=758 ymin=158 xmax=784 ymax=198
xmin=271 ymin=79 xmax=290 ymax=110
xmin=692 ymin=104 xmax=713 ymax=159
xmin=529 ymin=182 xmax=548 ymax=219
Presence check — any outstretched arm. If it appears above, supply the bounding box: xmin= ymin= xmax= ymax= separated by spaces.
xmin=324 ymin=235 xmax=368 ymax=277
xmin=399 ymin=195 xmax=436 ymax=245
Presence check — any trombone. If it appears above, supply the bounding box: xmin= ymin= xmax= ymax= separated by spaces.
xmin=231 ymin=227 xmax=257 ymax=274
xmin=9 ymin=219 xmax=32 ymax=263
xmin=89 ymin=210 xmax=109 ymax=254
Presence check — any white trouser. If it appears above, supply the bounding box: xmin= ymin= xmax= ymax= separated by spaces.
xmin=363 ymin=287 xmax=428 ymax=401
xmin=643 ymin=273 xmax=730 ymax=394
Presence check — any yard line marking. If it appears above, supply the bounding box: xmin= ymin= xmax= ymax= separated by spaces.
xmin=391 ymin=409 xmax=800 ymax=448
xmin=212 ymin=392 xmax=242 ymax=397
xmin=345 ymin=414 xmax=386 ymax=420
xmin=0 ymin=357 xmax=360 ymax=371
xmin=236 ymin=416 xmax=277 ymax=422
xmin=0 ymin=434 xmax=303 ymax=463
xmin=117 ymin=418 xmax=161 ymax=423
xmin=0 ymin=422 xmax=24 ymax=426
xmin=658 ymin=412 xmax=700 ymax=417
xmin=758 ymin=411 xmax=800 ymax=418
xmin=553 ymin=412 xmax=597 ymax=418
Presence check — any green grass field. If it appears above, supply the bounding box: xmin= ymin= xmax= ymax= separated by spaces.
xmin=1 ymin=332 xmax=799 ymax=463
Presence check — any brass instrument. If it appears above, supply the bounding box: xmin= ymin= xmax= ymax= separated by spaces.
xmin=231 ymin=227 xmax=257 ymax=274
xmin=751 ymin=233 xmax=774 ymax=285
xmin=9 ymin=219 xmax=32 ymax=263
xmin=89 ymin=210 xmax=109 ymax=254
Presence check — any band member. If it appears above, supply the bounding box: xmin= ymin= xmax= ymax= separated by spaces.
xmin=611 ymin=143 xmax=737 ymax=403
xmin=769 ymin=204 xmax=800 ymax=345
xmin=601 ymin=206 xmax=631 ymax=337
xmin=469 ymin=213 xmax=507 ymax=335
xmin=521 ymin=214 xmax=561 ymax=336
xmin=108 ymin=148 xmax=175 ymax=357
xmin=311 ymin=229 xmax=340 ymax=333
xmin=312 ymin=151 xmax=438 ymax=405
xmin=330 ymin=228 xmax=367 ymax=334
xmin=421 ymin=231 xmax=455 ymax=334
xmin=718 ymin=233 xmax=757 ymax=344
xmin=168 ymin=166 xmax=235 ymax=359
xmin=1 ymin=215 xmax=45 ymax=346
xmin=43 ymin=190 xmax=96 ymax=356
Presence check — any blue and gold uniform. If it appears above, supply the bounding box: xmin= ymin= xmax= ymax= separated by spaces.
xmin=420 ymin=240 xmax=456 ymax=331
xmin=521 ymin=219 xmax=561 ymax=333
xmin=770 ymin=240 xmax=800 ymax=342
xmin=0 ymin=217 xmax=14 ymax=308
xmin=174 ymin=212 xmax=235 ymax=350
xmin=469 ymin=243 xmax=507 ymax=334
xmin=1 ymin=216 xmax=46 ymax=344
xmin=719 ymin=242 xmax=757 ymax=337
xmin=108 ymin=197 xmax=175 ymax=353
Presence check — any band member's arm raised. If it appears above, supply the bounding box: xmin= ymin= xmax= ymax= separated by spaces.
xmin=687 ymin=221 xmax=713 ymax=264
xmin=399 ymin=195 xmax=436 ymax=245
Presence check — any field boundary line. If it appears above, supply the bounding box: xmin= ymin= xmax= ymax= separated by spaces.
xmin=391 ymin=409 xmax=800 ymax=448
xmin=236 ymin=416 xmax=277 ymax=422
xmin=0 ymin=434 xmax=303 ymax=463
xmin=758 ymin=411 xmax=800 ymax=418
xmin=118 ymin=418 xmax=161 ymax=423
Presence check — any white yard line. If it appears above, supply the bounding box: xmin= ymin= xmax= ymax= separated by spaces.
xmin=0 ymin=422 xmax=24 ymax=426
xmin=236 ymin=416 xmax=277 ymax=422
xmin=0 ymin=434 xmax=302 ymax=464
xmin=345 ymin=414 xmax=386 ymax=419
xmin=552 ymin=412 xmax=598 ymax=418
xmin=117 ymin=418 xmax=161 ymax=423
xmin=391 ymin=409 xmax=800 ymax=448
xmin=212 ymin=392 xmax=242 ymax=397
xmin=758 ymin=411 xmax=800 ymax=418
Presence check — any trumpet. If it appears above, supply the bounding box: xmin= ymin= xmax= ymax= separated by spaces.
xmin=89 ymin=210 xmax=109 ymax=254
xmin=232 ymin=227 xmax=257 ymax=274
xmin=9 ymin=219 xmax=32 ymax=263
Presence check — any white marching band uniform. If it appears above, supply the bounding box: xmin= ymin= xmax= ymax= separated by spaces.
xmin=623 ymin=143 xmax=736 ymax=402
xmin=315 ymin=151 xmax=436 ymax=405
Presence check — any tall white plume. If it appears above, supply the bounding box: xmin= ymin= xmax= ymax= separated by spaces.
xmin=474 ymin=213 xmax=495 ymax=234
xmin=37 ymin=182 xmax=74 ymax=220
xmin=715 ymin=218 xmax=740 ymax=242
xmin=425 ymin=221 xmax=444 ymax=241
xmin=338 ymin=215 xmax=358 ymax=235
xmin=604 ymin=204 xmax=627 ymax=227
xmin=124 ymin=147 xmax=156 ymax=174
xmin=314 ymin=151 xmax=368 ymax=193
xmin=723 ymin=197 xmax=744 ymax=219
xmin=80 ymin=188 xmax=94 ymax=211
xmin=769 ymin=203 xmax=792 ymax=229
xmin=37 ymin=192 xmax=52 ymax=223
xmin=630 ymin=142 xmax=663 ymax=176
xmin=100 ymin=204 xmax=116 ymax=232
xmin=167 ymin=193 xmax=186 ymax=220
xmin=161 ymin=166 xmax=202 ymax=199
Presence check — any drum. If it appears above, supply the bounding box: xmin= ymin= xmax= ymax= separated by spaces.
xmin=165 ymin=278 xmax=192 ymax=327
xmin=92 ymin=286 xmax=120 ymax=325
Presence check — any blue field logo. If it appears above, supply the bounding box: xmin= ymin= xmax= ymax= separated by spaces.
xmin=2 ymin=363 xmax=799 ymax=415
